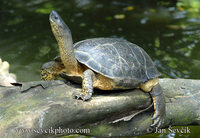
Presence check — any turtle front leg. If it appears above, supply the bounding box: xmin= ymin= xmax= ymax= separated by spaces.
xmin=150 ymin=84 xmax=166 ymax=128
xmin=73 ymin=69 xmax=95 ymax=101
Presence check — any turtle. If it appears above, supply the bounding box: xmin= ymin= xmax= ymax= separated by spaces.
xmin=41 ymin=10 xmax=165 ymax=128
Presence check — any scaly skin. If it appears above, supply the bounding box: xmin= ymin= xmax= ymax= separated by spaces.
xmin=73 ymin=69 xmax=95 ymax=101
xmin=41 ymin=59 xmax=65 ymax=80
xmin=49 ymin=10 xmax=80 ymax=75
xmin=150 ymin=84 xmax=166 ymax=128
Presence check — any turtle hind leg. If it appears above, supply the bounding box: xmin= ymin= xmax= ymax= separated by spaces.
xmin=150 ymin=84 xmax=166 ymax=128
xmin=73 ymin=69 xmax=95 ymax=101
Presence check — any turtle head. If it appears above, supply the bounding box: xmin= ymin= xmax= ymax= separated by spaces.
xmin=41 ymin=60 xmax=65 ymax=81
xmin=49 ymin=10 xmax=72 ymax=42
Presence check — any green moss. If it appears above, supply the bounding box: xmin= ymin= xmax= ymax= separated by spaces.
xmin=36 ymin=3 xmax=54 ymax=14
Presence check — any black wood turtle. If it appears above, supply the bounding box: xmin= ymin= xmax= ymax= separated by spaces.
xmin=41 ymin=10 xmax=165 ymax=128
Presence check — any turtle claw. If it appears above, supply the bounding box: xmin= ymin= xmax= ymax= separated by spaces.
xmin=72 ymin=91 xmax=83 ymax=100
xmin=151 ymin=115 xmax=161 ymax=127
xmin=72 ymin=91 xmax=92 ymax=101
xmin=82 ymin=93 xmax=92 ymax=101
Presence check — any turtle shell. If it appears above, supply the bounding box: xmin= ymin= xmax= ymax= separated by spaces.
xmin=74 ymin=38 xmax=160 ymax=88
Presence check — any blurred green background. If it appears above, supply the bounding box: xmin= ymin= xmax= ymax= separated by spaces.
xmin=0 ymin=0 xmax=200 ymax=137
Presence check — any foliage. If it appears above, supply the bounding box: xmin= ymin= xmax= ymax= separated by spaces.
xmin=177 ymin=0 xmax=200 ymax=12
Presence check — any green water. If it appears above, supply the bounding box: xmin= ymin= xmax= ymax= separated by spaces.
xmin=0 ymin=0 xmax=199 ymax=137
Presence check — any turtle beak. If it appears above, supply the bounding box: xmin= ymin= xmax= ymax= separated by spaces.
xmin=49 ymin=10 xmax=60 ymax=23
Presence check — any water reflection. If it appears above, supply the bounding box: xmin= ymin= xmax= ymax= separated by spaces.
xmin=1 ymin=0 xmax=200 ymax=80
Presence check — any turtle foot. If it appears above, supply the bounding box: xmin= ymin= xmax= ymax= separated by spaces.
xmin=72 ymin=91 xmax=92 ymax=101
xmin=150 ymin=84 xmax=166 ymax=128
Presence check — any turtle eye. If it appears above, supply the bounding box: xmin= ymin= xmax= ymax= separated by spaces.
xmin=54 ymin=16 xmax=58 ymax=20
